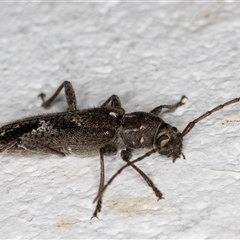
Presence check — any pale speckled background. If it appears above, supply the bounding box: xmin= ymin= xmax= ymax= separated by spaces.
xmin=0 ymin=2 xmax=240 ymax=239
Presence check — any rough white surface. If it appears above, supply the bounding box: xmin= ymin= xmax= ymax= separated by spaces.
xmin=0 ymin=2 xmax=240 ymax=239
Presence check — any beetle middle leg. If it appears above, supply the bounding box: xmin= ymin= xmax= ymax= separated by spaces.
xmin=91 ymin=95 xmax=125 ymax=218
xmin=92 ymin=144 xmax=118 ymax=219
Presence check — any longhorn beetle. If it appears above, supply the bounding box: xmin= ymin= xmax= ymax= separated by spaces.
xmin=0 ymin=81 xmax=240 ymax=219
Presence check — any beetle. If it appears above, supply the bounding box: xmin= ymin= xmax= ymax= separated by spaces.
xmin=1 ymin=81 xmax=239 ymax=218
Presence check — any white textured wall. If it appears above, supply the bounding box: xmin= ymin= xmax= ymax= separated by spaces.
xmin=0 ymin=2 xmax=240 ymax=239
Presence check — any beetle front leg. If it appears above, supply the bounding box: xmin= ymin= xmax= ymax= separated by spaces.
xmin=121 ymin=148 xmax=163 ymax=200
xmin=150 ymin=96 xmax=187 ymax=116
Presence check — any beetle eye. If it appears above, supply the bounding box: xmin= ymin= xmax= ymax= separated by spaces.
xmin=157 ymin=134 xmax=169 ymax=147
xmin=172 ymin=127 xmax=178 ymax=132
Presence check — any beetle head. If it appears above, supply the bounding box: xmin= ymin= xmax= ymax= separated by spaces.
xmin=154 ymin=122 xmax=185 ymax=163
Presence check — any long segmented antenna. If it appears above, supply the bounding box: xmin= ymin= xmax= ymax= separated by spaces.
xmin=182 ymin=97 xmax=240 ymax=136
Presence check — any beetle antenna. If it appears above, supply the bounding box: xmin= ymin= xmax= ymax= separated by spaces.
xmin=182 ymin=97 xmax=240 ymax=136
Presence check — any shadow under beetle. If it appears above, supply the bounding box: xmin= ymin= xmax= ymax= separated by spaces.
xmin=0 ymin=81 xmax=240 ymax=218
